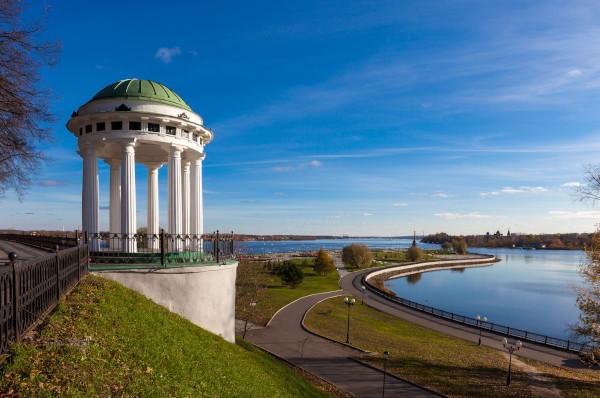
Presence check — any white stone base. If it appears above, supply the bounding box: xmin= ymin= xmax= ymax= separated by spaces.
xmin=95 ymin=262 xmax=238 ymax=343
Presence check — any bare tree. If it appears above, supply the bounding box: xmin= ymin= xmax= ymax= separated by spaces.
xmin=574 ymin=164 xmax=600 ymax=207
xmin=0 ymin=0 xmax=61 ymax=200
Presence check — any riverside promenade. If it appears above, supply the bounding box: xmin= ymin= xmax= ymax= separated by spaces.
xmin=0 ymin=240 xmax=49 ymax=265
xmin=244 ymin=254 xmax=584 ymax=398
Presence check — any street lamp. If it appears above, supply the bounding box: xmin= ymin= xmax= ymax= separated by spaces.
xmin=361 ymin=285 xmax=366 ymax=304
xmin=344 ymin=297 xmax=356 ymax=344
xmin=382 ymin=350 xmax=390 ymax=398
xmin=501 ymin=338 xmax=522 ymax=386
xmin=476 ymin=315 xmax=487 ymax=346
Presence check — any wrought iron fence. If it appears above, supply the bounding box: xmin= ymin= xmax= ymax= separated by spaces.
xmin=86 ymin=231 xmax=235 ymax=267
xmin=0 ymin=233 xmax=78 ymax=251
xmin=364 ymin=274 xmax=585 ymax=353
xmin=0 ymin=245 xmax=89 ymax=361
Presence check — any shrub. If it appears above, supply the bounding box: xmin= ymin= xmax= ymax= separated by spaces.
xmin=441 ymin=242 xmax=452 ymax=250
xmin=452 ymin=238 xmax=468 ymax=254
xmin=406 ymin=245 xmax=423 ymax=262
xmin=279 ymin=261 xmax=304 ymax=288
xmin=342 ymin=243 xmax=374 ymax=268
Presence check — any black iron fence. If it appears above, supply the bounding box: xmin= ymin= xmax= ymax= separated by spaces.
xmin=0 ymin=245 xmax=89 ymax=361
xmin=0 ymin=233 xmax=78 ymax=251
xmin=86 ymin=231 xmax=235 ymax=267
xmin=364 ymin=273 xmax=585 ymax=353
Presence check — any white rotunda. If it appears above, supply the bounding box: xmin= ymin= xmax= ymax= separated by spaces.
xmin=66 ymin=79 xmax=211 ymax=252
xmin=66 ymin=80 xmax=237 ymax=342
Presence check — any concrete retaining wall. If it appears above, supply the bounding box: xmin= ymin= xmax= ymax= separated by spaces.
xmin=95 ymin=261 xmax=238 ymax=343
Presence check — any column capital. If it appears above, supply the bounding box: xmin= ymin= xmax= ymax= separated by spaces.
xmin=144 ymin=162 xmax=164 ymax=171
xmin=169 ymin=144 xmax=185 ymax=154
xmin=104 ymin=158 xmax=121 ymax=167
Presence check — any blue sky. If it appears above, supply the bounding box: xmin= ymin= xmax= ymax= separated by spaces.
xmin=3 ymin=0 xmax=600 ymax=236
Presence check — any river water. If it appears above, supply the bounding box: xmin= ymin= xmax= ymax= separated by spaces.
xmin=237 ymin=238 xmax=584 ymax=341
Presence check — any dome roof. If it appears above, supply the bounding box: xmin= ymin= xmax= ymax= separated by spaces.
xmin=88 ymin=79 xmax=192 ymax=111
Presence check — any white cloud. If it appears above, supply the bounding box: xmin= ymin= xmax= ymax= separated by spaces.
xmin=362 ymin=213 xmax=373 ymax=217
xmin=273 ymin=192 xmax=285 ymax=196
xmin=155 ymin=47 xmax=181 ymax=64
xmin=309 ymin=160 xmax=322 ymax=167
xmin=273 ymin=166 xmax=296 ymax=172
xmin=327 ymin=215 xmax=341 ymax=219
xmin=432 ymin=193 xmax=455 ymax=198
xmin=241 ymin=200 xmax=259 ymax=203
xmin=501 ymin=186 xmax=548 ymax=194
xmin=548 ymin=210 xmax=597 ymax=220
xmin=393 ymin=203 xmax=408 ymax=207
xmin=434 ymin=212 xmax=504 ymax=220
xmin=480 ymin=191 xmax=500 ymax=197
xmin=562 ymin=182 xmax=582 ymax=187
xmin=567 ymin=69 xmax=582 ymax=77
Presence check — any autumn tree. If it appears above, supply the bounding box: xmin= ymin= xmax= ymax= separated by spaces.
xmin=452 ymin=237 xmax=468 ymax=254
xmin=236 ymin=258 xmax=273 ymax=336
xmin=0 ymin=0 xmax=61 ymax=200
xmin=571 ymin=233 xmax=600 ymax=358
xmin=441 ymin=241 xmax=452 ymax=250
xmin=405 ymin=245 xmax=423 ymax=262
xmin=342 ymin=243 xmax=374 ymax=269
xmin=314 ymin=248 xmax=336 ymax=276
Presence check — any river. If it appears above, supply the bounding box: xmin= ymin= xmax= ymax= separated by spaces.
xmin=237 ymin=238 xmax=584 ymax=341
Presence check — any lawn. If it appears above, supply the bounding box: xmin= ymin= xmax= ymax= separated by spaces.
xmin=237 ymin=258 xmax=341 ymax=326
xmin=0 ymin=276 xmax=333 ymax=398
xmin=304 ymin=297 xmax=600 ymax=398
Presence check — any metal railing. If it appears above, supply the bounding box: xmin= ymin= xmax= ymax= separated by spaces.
xmin=364 ymin=274 xmax=585 ymax=353
xmin=86 ymin=231 xmax=235 ymax=267
xmin=0 ymin=245 xmax=89 ymax=361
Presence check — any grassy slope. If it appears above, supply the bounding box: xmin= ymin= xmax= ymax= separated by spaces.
xmin=0 ymin=276 xmax=331 ymax=398
xmin=304 ymin=297 xmax=600 ymax=398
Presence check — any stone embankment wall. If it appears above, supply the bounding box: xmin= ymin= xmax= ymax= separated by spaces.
xmin=365 ymin=254 xmax=499 ymax=292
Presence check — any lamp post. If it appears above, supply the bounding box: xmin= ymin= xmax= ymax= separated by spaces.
xmin=344 ymin=297 xmax=356 ymax=344
xmin=361 ymin=285 xmax=366 ymax=304
xmin=382 ymin=350 xmax=390 ymax=398
xmin=501 ymin=338 xmax=522 ymax=386
xmin=476 ymin=315 xmax=487 ymax=346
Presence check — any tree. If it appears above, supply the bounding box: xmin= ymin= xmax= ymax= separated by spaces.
xmin=314 ymin=248 xmax=336 ymax=276
xmin=236 ymin=258 xmax=273 ymax=335
xmin=441 ymin=241 xmax=452 ymax=250
xmin=279 ymin=261 xmax=304 ymax=288
xmin=341 ymin=243 xmax=374 ymax=269
xmin=405 ymin=245 xmax=423 ymax=262
xmin=452 ymin=237 xmax=468 ymax=254
xmin=0 ymin=0 xmax=61 ymax=200
xmin=571 ymin=233 xmax=600 ymax=359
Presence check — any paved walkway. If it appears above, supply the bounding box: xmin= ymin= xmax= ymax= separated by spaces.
xmin=0 ymin=240 xmax=49 ymax=265
xmin=245 ymin=289 xmax=441 ymax=397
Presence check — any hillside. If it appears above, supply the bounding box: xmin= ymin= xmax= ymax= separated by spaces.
xmin=0 ymin=276 xmax=332 ymax=397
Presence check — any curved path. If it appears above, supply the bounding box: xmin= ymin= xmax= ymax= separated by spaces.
xmin=246 ymin=289 xmax=442 ymax=397
xmin=0 ymin=240 xmax=49 ymax=265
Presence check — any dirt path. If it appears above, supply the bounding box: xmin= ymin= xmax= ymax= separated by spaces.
xmin=501 ymin=352 xmax=564 ymax=397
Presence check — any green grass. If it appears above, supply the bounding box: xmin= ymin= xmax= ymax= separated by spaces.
xmin=0 ymin=276 xmax=332 ymax=398
xmin=305 ymin=297 xmax=546 ymax=398
xmin=239 ymin=259 xmax=341 ymax=325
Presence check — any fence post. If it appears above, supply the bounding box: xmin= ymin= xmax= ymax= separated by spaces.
xmin=84 ymin=231 xmax=89 ymax=244
xmin=160 ymin=231 xmax=165 ymax=267
xmin=77 ymin=245 xmax=81 ymax=281
xmin=10 ymin=253 xmax=20 ymax=343
xmin=55 ymin=245 xmax=61 ymax=300
xmin=216 ymin=230 xmax=220 ymax=263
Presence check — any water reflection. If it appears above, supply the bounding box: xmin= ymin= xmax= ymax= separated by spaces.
xmin=405 ymin=273 xmax=422 ymax=285
xmin=386 ymin=248 xmax=584 ymax=340
xmin=450 ymin=267 xmax=465 ymax=273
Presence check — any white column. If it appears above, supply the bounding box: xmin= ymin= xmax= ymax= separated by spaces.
xmin=182 ymin=161 xmax=190 ymax=236
xmin=146 ymin=163 xmax=162 ymax=250
xmin=168 ymin=146 xmax=183 ymax=252
xmin=107 ymin=159 xmax=121 ymax=251
xmin=121 ymin=141 xmax=137 ymax=253
xmin=190 ymin=155 xmax=204 ymax=251
xmin=82 ymin=147 xmax=99 ymax=251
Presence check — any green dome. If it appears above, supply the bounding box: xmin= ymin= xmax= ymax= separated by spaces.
xmin=88 ymin=79 xmax=192 ymax=111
